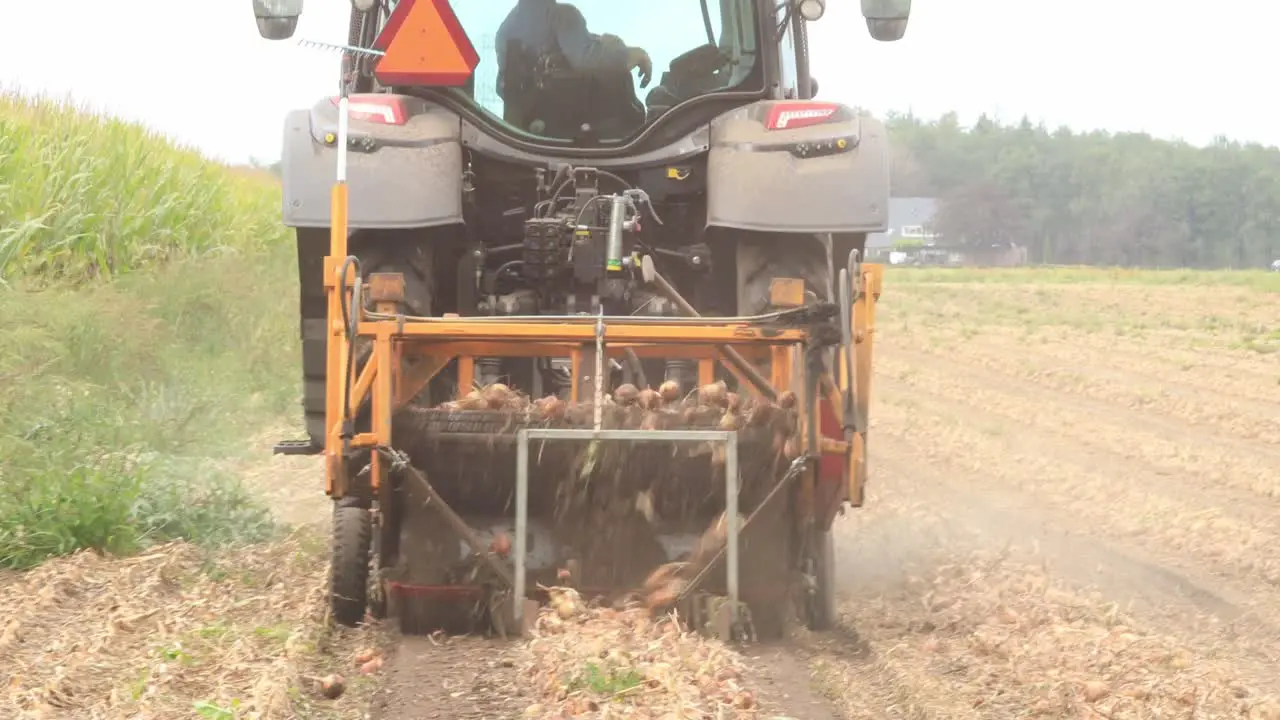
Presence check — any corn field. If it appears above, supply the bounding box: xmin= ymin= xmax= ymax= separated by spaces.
xmin=0 ymin=91 xmax=287 ymax=284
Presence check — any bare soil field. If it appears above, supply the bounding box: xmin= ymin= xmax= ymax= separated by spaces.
xmin=6 ymin=270 xmax=1278 ymax=719
xmin=793 ymin=272 xmax=1280 ymax=719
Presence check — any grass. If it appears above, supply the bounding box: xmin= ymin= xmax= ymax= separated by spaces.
xmin=0 ymin=92 xmax=300 ymax=569
xmin=0 ymin=90 xmax=284 ymax=284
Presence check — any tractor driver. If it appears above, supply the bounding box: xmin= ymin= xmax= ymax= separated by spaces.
xmin=495 ymin=0 xmax=653 ymax=139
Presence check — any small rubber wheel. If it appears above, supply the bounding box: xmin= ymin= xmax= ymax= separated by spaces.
xmin=331 ymin=499 xmax=372 ymax=627
xmin=807 ymin=528 xmax=838 ymax=631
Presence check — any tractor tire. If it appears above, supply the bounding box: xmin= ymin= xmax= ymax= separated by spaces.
xmin=736 ymin=232 xmax=834 ymax=315
xmin=330 ymin=498 xmax=372 ymax=627
xmin=807 ymin=528 xmax=838 ymax=631
xmin=295 ymin=229 xmax=437 ymax=449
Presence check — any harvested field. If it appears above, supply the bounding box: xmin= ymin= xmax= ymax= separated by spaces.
xmin=791 ymin=268 xmax=1280 ymax=719
xmin=7 ymin=267 xmax=1280 ymax=719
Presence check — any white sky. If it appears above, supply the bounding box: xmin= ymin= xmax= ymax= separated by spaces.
xmin=2 ymin=0 xmax=1276 ymax=165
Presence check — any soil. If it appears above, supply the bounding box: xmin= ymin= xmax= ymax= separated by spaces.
xmin=16 ymin=278 xmax=1274 ymax=718
xmin=369 ymin=634 xmax=530 ymax=720
xmin=332 ymin=278 xmax=1280 ymax=718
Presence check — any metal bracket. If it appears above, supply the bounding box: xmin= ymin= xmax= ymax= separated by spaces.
xmin=273 ymin=439 xmax=322 ymax=456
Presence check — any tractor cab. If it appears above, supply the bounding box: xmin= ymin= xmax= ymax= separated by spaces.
xmin=252 ymin=0 xmax=911 ymax=149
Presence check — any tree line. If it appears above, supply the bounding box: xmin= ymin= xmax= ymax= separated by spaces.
xmin=886 ymin=112 xmax=1280 ymax=269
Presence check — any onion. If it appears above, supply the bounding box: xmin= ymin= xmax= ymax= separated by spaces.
xmin=658 ymin=380 xmax=682 ymax=404
xmin=318 ymin=673 xmax=346 ymax=699
xmin=613 ymin=383 xmax=640 ymax=406
xmin=725 ymin=392 xmax=742 ymax=413
xmin=697 ymin=381 xmax=728 ymax=408
xmin=777 ymin=390 xmax=798 ymax=409
xmin=534 ymin=396 xmax=567 ymax=421
xmin=637 ymin=388 xmax=661 ymax=410
xmin=457 ymin=389 xmax=487 ymax=410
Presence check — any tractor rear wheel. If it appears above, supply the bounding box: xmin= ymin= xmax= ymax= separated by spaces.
xmin=735 ymin=232 xmax=834 ymax=316
xmin=330 ymin=498 xmax=372 ymax=627
xmin=295 ymin=229 xmax=438 ymax=449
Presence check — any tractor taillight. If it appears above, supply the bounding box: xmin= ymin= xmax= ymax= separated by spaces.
xmin=330 ymin=94 xmax=409 ymax=125
xmin=765 ymin=102 xmax=840 ymax=131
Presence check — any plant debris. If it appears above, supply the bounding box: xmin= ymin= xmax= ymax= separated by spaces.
xmin=827 ymin=547 xmax=1280 ymax=719
xmin=0 ymin=533 xmax=376 ymax=719
xmin=518 ymin=587 xmax=761 ymax=718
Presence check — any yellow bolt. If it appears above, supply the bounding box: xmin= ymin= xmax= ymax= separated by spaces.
xmin=836 ymin=138 xmax=848 ymax=149
xmin=324 ymin=132 xmax=337 ymax=144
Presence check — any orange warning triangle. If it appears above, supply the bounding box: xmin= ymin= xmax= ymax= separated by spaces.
xmin=373 ymin=0 xmax=479 ymax=87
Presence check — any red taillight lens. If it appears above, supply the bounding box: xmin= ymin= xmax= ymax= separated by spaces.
xmin=764 ymin=102 xmax=840 ymax=131
xmin=329 ymin=94 xmax=409 ymax=125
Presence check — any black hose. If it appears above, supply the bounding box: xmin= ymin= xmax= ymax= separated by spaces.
xmin=338 ymin=255 xmax=363 ymax=442
xmin=792 ymin=9 xmax=813 ymax=100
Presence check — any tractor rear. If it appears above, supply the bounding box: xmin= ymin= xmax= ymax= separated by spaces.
xmin=253 ymin=0 xmax=909 ymax=639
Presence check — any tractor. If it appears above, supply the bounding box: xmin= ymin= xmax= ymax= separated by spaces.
xmin=251 ymin=0 xmax=908 ymax=638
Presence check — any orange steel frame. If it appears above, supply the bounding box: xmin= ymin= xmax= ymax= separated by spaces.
xmin=321 ymin=169 xmax=883 ymax=531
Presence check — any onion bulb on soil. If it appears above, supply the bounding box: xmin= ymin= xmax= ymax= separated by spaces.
xmin=318 ymin=674 xmax=346 ymax=699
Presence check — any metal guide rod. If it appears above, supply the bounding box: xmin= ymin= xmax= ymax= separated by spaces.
xmin=645 ymin=268 xmax=778 ymax=401
xmin=592 ymin=310 xmax=605 ymax=432
xmin=513 ymin=429 xmax=740 ymax=626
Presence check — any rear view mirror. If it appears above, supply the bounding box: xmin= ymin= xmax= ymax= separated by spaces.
xmin=252 ymin=0 xmax=304 ymax=40
xmin=860 ymin=0 xmax=911 ymax=41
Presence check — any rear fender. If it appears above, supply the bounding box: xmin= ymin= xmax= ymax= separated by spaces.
xmin=705 ymin=100 xmax=890 ymax=234
xmin=280 ymin=95 xmax=464 ymax=229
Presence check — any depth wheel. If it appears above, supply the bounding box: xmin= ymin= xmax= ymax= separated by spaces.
xmin=330 ymin=498 xmax=372 ymax=627
xmin=806 ymin=528 xmax=838 ymax=631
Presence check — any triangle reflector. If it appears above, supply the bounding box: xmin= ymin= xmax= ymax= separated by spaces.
xmin=373 ymin=0 xmax=479 ymax=87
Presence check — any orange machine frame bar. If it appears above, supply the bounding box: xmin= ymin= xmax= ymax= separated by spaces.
xmin=321 ymin=91 xmax=881 ymax=509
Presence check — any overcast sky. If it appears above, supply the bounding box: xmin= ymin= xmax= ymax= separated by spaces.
xmin=2 ymin=1 xmax=1275 ymax=165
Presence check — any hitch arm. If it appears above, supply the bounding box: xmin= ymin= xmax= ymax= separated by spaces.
xmin=647 ymin=269 xmax=778 ymax=401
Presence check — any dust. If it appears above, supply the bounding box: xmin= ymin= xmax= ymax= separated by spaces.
xmin=792 ymin=279 xmax=1280 ymax=719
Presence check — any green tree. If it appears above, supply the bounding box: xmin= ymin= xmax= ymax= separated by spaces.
xmin=885 ymin=113 xmax=1280 ymax=268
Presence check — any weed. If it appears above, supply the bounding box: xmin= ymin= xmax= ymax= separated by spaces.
xmin=0 ymin=95 xmax=297 ymax=568
xmin=193 ymin=699 xmax=241 ymax=719
xmin=569 ymin=662 xmax=646 ymax=696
